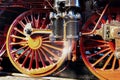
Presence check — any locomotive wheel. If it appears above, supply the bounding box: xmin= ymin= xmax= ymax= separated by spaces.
xmin=80 ymin=11 xmax=120 ymax=80
xmin=6 ymin=9 xmax=66 ymax=77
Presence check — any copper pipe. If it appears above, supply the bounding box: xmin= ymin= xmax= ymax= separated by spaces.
xmin=82 ymin=3 xmax=109 ymax=35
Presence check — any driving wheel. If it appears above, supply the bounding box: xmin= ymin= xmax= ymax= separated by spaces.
xmin=6 ymin=9 xmax=66 ymax=77
xmin=80 ymin=9 xmax=120 ymax=80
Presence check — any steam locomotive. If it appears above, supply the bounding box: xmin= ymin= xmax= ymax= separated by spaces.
xmin=0 ymin=0 xmax=120 ymax=80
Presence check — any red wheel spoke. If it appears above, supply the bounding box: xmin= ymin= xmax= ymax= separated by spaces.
xmin=34 ymin=14 xmax=40 ymax=28
xmin=18 ymin=21 xmax=26 ymax=28
xmin=37 ymin=49 xmax=46 ymax=67
xmin=16 ymin=47 xmax=30 ymax=61
xmin=85 ymin=44 xmax=109 ymax=50
xmin=43 ymin=41 xmax=63 ymax=45
xmin=11 ymin=45 xmax=27 ymax=54
xmin=41 ymin=46 xmax=59 ymax=59
xmin=42 ymin=44 xmax=62 ymax=51
xmin=40 ymin=14 xmax=49 ymax=29
xmin=42 ymin=37 xmax=49 ymax=40
xmin=40 ymin=48 xmax=53 ymax=64
xmin=14 ymin=27 xmax=25 ymax=36
xmin=89 ymin=39 xmax=108 ymax=43
xmin=108 ymin=14 xmax=112 ymax=22
xmin=101 ymin=18 xmax=106 ymax=24
xmin=24 ymin=16 xmax=31 ymax=23
xmin=29 ymin=50 xmax=35 ymax=70
xmin=22 ymin=49 xmax=32 ymax=67
xmin=92 ymin=21 xmax=97 ymax=25
xmin=87 ymin=48 xmax=111 ymax=58
xmin=10 ymin=41 xmax=28 ymax=46
xmin=35 ymin=50 xmax=39 ymax=69
xmin=92 ymin=50 xmax=112 ymax=67
xmin=111 ymin=56 xmax=117 ymax=70
xmin=10 ymin=35 xmax=26 ymax=40
xmin=31 ymin=14 xmax=34 ymax=24
xmin=102 ymin=53 xmax=114 ymax=70
xmin=116 ymin=14 xmax=120 ymax=21
xmin=40 ymin=18 xmax=46 ymax=29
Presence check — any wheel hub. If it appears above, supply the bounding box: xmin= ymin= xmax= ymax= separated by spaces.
xmin=96 ymin=20 xmax=120 ymax=59
xmin=28 ymin=36 xmax=42 ymax=49
xmin=24 ymin=23 xmax=33 ymax=36
xmin=95 ymin=20 xmax=120 ymax=40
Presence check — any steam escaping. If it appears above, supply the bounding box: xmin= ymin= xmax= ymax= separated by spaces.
xmin=62 ymin=40 xmax=73 ymax=60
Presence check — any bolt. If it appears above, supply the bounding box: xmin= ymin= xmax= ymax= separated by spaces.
xmin=118 ymin=32 xmax=120 ymax=35
xmin=25 ymin=29 xmax=32 ymax=35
